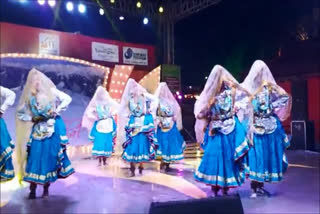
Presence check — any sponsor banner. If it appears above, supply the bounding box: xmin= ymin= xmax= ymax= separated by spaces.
xmin=161 ymin=64 xmax=181 ymax=93
xmin=39 ymin=33 xmax=59 ymax=55
xmin=92 ymin=42 xmax=119 ymax=63
xmin=123 ymin=47 xmax=148 ymax=66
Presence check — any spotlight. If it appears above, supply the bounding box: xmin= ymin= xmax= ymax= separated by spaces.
xmin=119 ymin=16 xmax=125 ymax=20
xmin=48 ymin=0 xmax=56 ymax=7
xmin=37 ymin=0 xmax=45 ymax=5
xmin=78 ymin=3 xmax=86 ymax=13
xmin=205 ymin=76 xmax=208 ymax=80
xmin=159 ymin=6 xmax=164 ymax=13
xmin=66 ymin=2 xmax=74 ymax=12
xmin=136 ymin=1 xmax=142 ymax=8
xmin=143 ymin=17 xmax=149 ymax=25
xmin=110 ymin=0 xmax=115 ymax=3
xmin=99 ymin=8 xmax=104 ymax=15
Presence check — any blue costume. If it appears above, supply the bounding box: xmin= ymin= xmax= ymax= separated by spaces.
xmin=89 ymin=105 xmax=117 ymax=158
xmin=156 ymin=101 xmax=185 ymax=163
xmin=17 ymin=95 xmax=74 ymax=185
xmin=194 ymin=83 xmax=249 ymax=193
xmin=246 ymin=85 xmax=290 ymax=183
xmin=0 ymin=86 xmax=16 ymax=181
xmin=121 ymin=92 xmax=157 ymax=176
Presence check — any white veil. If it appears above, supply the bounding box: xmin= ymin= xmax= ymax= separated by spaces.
xmin=241 ymin=60 xmax=292 ymax=121
xmin=81 ymin=86 xmax=120 ymax=131
xmin=194 ymin=65 xmax=252 ymax=143
xmin=15 ymin=68 xmax=56 ymax=182
xmin=154 ymin=82 xmax=183 ymax=130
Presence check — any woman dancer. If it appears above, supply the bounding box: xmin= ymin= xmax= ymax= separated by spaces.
xmin=194 ymin=65 xmax=251 ymax=196
xmin=119 ymin=79 xmax=157 ymax=177
xmin=16 ymin=68 xmax=74 ymax=199
xmin=82 ymin=86 xmax=119 ymax=166
xmin=154 ymin=83 xmax=185 ymax=172
xmin=241 ymin=60 xmax=291 ymax=198
xmin=0 ymin=86 xmax=16 ymax=181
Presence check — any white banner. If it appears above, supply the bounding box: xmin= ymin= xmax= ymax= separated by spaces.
xmin=123 ymin=47 xmax=148 ymax=66
xmin=39 ymin=33 xmax=59 ymax=55
xmin=92 ymin=42 xmax=119 ymax=63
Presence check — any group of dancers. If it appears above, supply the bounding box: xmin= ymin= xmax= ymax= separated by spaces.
xmin=0 ymin=59 xmax=291 ymax=199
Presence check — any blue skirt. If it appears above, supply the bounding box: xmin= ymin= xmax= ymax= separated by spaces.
xmin=246 ymin=118 xmax=290 ymax=183
xmin=90 ymin=122 xmax=114 ymax=157
xmin=24 ymin=118 xmax=74 ymax=185
xmin=122 ymin=133 xmax=155 ymax=163
xmin=157 ymin=123 xmax=185 ymax=163
xmin=194 ymin=117 xmax=249 ymax=187
xmin=0 ymin=118 xmax=15 ymax=181
xmin=55 ymin=115 xmax=69 ymax=145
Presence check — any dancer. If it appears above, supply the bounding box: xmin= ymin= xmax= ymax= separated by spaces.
xmin=16 ymin=68 xmax=74 ymax=199
xmin=0 ymin=86 xmax=16 ymax=181
xmin=82 ymin=86 xmax=119 ymax=166
xmin=119 ymin=79 xmax=157 ymax=177
xmin=241 ymin=60 xmax=291 ymax=198
xmin=194 ymin=65 xmax=252 ymax=196
xmin=154 ymin=83 xmax=185 ymax=172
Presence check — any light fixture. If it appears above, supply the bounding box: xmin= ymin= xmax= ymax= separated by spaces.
xmin=37 ymin=0 xmax=45 ymax=5
xmin=78 ymin=3 xmax=86 ymax=13
xmin=159 ymin=6 xmax=164 ymax=13
xmin=205 ymin=76 xmax=208 ymax=80
xmin=99 ymin=8 xmax=104 ymax=15
xmin=143 ymin=17 xmax=149 ymax=25
xmin=110 ymin=0 xmax=115 ymax=3
xmin=48 ymin=0 xmax=56 ymax=7
xmin=136 ymin=1 xmax=142 ymax=8
xmin=119 ymin=16 xmax=125 ymax=20
xmin=66 ymin=2 xmax=74 ymax=12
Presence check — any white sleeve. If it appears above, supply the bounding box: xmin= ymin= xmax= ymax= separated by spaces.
xmin=51 ymin=88 xmax=72 ymax=114
xmin=0 ymin=86 xmax=16 ymax=113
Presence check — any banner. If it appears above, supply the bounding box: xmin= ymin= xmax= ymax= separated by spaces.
xmin=123 ymin=47 xmax=148 ymax=65
xmin=92 ymin=42 xmax=119 ymax=63
xmin=161 ymin=64 xmax=181 ymax=93
xmin=39 ymin=33 xmax=59 ymax=55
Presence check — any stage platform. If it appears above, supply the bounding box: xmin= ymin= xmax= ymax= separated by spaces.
xmin=1 ymin=150 xmax=319 ymax=214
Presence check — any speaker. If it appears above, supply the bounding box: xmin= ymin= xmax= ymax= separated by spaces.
xmin=149 ymin=194 xmax=244 ymax=214
xmin=291 ymin=120 xmax=306 ymax=150
xmin=291 ymin=80 xmax=308 ymax=120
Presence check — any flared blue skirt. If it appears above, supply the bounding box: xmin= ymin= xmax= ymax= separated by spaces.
xmin=246 ymin=118 xmax=290 ymax=183
xmin=91 ymin=132 xmax=114 ymax=157
xmin=122 ymin=133 xmax=155 ymax=163
xmin=55 ymin=115 xmax=69 ymax=145
xmin=24 ymin=118 xmax=74 ymax=185
xmin=0 ymin=118 xmax=15 ymax=181
xmin=157 ymin=124 xmax=185 ymax=162
xmin=194 ymin=118 xmax=249 ymax=187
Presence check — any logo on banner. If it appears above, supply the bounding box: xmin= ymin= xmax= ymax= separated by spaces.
xmin=92 ymin=42 xmax=119 ymax=63
xmin=123 ymin=47 xmax=148 ymax=66
xmin=39 ymin=33 xmax=59 ymax=55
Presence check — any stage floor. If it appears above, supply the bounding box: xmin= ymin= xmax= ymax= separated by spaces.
xmin=1 ymin=150 xmax=319 ymax=214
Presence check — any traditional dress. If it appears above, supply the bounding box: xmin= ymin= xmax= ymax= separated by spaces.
xmin=16 ymin=68 xmax=74 ymax=198
xmin=241 ymin=60 xmax=291 ymax=198
xmin=194 ymin=65 xmax=251 ymax=196
xmin=82 ymin=86 xmax=118 ymax=165
xmin=155 ymin=83 xmax=185 ymax=170
xmin=119 ymin=79 xmax=157 ymax=176
xmin=0 ymin=86 xmax=16 ymax=181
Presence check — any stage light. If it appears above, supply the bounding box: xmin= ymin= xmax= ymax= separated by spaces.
xmin=38 ymin=0 xmax=45 ymax=5
xmin=19 ymin=0 xmax=27 ymax=3
xmin=99 ymin=8 xmax=104 ymax=15
xmin=78 ymin=3 xmax=86 ymax=13
xmin=178 ymin=95 xmax=182 ymax=100
xmin=205 ymin=76 xmax=208 ymax=80
xmin=48 ymin=0 xmax=56 ymax=7
xmin=136 ymin=1 xmax=142 ymax=8
xmin=143 ymin=17 xmax=149 ymax=25
xmin=119 ymin=16 xmax=125 ymax=20
xmin=66 ymin=2 xmax=74 ymax=11
xmin=110 ymin=0 xmax=115 ymax=3
xmin=159 ymin=6 xmax=164 ymax=13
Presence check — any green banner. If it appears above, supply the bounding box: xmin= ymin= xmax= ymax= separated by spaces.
xmin=161 ymin=64 xmax=181 ymax=93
